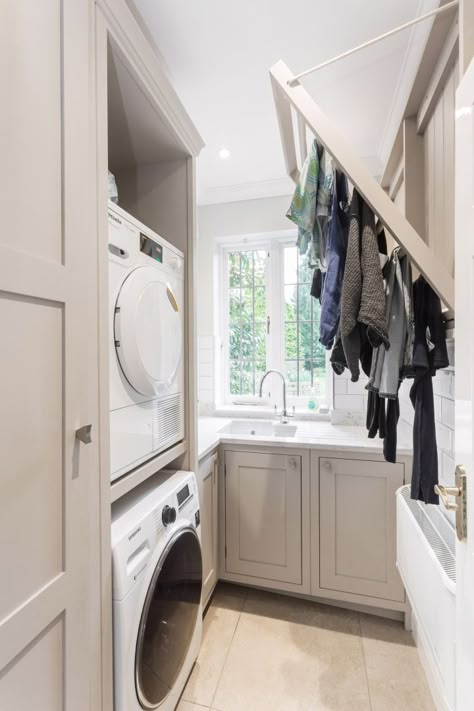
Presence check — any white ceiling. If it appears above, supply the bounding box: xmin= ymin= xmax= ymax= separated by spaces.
xmin=131 ymin=0 xmax=438 ymax=205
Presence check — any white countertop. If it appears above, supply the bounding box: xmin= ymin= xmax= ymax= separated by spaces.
xmin=198 ymin=416 xmax=412 ymax=461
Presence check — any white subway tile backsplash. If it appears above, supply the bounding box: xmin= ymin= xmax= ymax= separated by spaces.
xmin=398 ymin=418 xmax=412 ymax=444
xmin=199 ymin=376 xmax=214 ymax=391
xmin=434 ymin=395 xmax=442 ymax=423
xmin=334 ymin=394 xmax=364 ymax=411
xmin=336 ymin=369 xmax=351 ymax=379
xmin=446 ymin=338 xmax=454 ymax=366
xmin=199 ymin=363 xmax=213 ymax=378
xmin=347 ymin=378 xmax=368 ymax=395
xmin=436 ymin=421 xmax=454 ymax=457
xmin=440 ymin=451 xmax=455 ymax=486
xmin=198 ymin=388 xmax=214 ymax=403
xmin=399 ymin=395 xmax=414 ymax=426
xmin=433 ymin=370 xmax=454 ymax=399
xmin=330 ymin=409 xmax=365 ymax=425
xmin=334 ymin=378 xmax=347 ymax=395
xmin=441 ymin=397 xmax=455 ymax=430
xmin=199 ymin=348 xmax=214 ymax=364
xmin=198 ymin=335 xmax=214 ymax=349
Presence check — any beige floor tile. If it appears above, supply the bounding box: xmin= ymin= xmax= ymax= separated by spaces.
xmin=360 ymin=613 xmax=436 ymax=711
xmin=210 ymin=583 xmax=248 ymax=612
xmin=212 ymin=590 xmax=370 ymax=711
xmin=176 ymin=700 xmax=209 ymax=711
xmin=182 ymin=585 xmax=245 ymax=706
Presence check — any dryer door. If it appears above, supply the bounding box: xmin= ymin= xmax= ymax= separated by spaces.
xmin=135 ymin=527 xmax=202 ymax=709
xmin=114 ymin=266 xmax=182 ymax=396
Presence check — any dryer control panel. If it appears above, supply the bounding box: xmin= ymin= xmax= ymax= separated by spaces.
xmin=139 ymin=233 xmax=163 ymax=263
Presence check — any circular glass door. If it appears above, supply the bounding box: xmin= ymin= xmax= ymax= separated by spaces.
xmin=135 ymin=528 xmax=202 ymax=709
xmin=115 ymin=266 xmax=182 ymax=397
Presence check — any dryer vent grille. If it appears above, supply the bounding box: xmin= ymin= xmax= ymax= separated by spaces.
xmin=153 ymin=394 xmax=183 ymax=449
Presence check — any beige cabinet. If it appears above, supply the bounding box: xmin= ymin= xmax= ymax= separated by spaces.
xmin=0 ymin=1 xmax=102 ymax=708
xmin=225 ymin=450 xmax=302 ymax=585
xmin=319 ymin=457 xmax=405 ymax=602
xmin=198 ymin=452 xmax=219 ymax=605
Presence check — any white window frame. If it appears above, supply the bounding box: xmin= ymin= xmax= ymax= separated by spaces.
xmin=218 ymin=230 xmax=331 ymax=411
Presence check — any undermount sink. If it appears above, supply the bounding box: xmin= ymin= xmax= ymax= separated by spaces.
xmin=218 ymin=419 xmax=298 ymax=438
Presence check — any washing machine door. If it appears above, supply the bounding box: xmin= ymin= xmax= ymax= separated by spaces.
xmin=135 ymin=527 xmax=202 ymax=709
xmin=114 ymin=266 xmax=182 ymax=397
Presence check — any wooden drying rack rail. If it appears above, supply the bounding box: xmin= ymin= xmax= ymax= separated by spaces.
xmin=269 ymin=60 xmax=455 ymax=316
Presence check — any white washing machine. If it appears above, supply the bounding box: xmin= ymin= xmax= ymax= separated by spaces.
xmin=112 ymin=470 xmax=202 ymax=711
xmin=108 ymin=202 xmax=185 ymax=481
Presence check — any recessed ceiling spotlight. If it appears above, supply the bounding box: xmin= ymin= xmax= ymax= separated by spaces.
xmin=218 ymin=147 xmax=231 ymax=159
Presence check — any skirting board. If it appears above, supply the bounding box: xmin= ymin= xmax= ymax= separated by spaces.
xmin=411 ymin=609 xmax=453 ymax=711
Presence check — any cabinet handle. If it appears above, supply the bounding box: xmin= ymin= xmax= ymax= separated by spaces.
xmin=76 ymin=424 xmax=92 ymax=444
xmin=322 ymin=460 xmax=331 ymax=471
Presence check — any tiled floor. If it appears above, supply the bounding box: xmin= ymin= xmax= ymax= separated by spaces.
xmin=178 ymin=583 xmax=435 ymax=711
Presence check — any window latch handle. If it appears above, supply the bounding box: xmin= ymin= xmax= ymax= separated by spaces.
xmin=267 ymin=315 xmax=271 ymax=334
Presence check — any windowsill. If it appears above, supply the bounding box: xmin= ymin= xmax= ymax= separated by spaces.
xmin=212 ymin=403 xmax=331 ymax=421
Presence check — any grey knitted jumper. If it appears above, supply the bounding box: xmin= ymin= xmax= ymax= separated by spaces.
xmin=340 ymin=190 xmax=389 ymax=381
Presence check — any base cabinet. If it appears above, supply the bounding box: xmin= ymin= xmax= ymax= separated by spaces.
xmin=224 ymin=450 xmax=302 ymax=585
xmin=219 ymin=444 xmax=409 ymax=613
xmin=198 ymin=452 xmax=219 ymax=606
xmin=318 ymin=457 xmax=405 ymax=603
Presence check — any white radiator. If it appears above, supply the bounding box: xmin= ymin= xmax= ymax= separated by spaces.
xmin=396 ymin=485 xmax=456 ymax=711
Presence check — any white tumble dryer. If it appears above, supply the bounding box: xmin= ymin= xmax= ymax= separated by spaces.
xmin=108 ymin=202 xmax=185 ymax=481
xmin=112 ymin=470 xmax=202 ymax=711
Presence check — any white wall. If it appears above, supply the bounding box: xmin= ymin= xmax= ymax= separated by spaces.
xmin=424 ymin=60 xmax=458 ymax=277
xmin=197 ymin=194 xmax=292 ymax=412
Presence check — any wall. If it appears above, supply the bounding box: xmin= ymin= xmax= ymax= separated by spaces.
xmin=423 ymin=60 xmax=458 ymax=277
xmin=331 ymin=370 xmax=369 ymax=425
xmin=197 ymin=194 xmax=292 ymax=412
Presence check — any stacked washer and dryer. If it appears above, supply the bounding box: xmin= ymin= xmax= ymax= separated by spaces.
xmin=109 ymin=203 xmax=202 ymax=710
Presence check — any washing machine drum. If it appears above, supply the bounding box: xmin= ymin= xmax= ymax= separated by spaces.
xmin=135 ymin=528 xmax=202 ymax=709
xmin=115 ymin=266 xmax=182 ymax=397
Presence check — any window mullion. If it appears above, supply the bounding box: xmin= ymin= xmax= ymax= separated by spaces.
xmin=269 ymin=243 xmax=282 ymax=374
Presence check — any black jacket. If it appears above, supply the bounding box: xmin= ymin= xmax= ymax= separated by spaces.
xmin=409 ymin=277 xmax=449 ymax=505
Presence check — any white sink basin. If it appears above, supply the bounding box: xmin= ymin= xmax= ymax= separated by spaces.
xmin=218 ymin=419 xmax=298 ymax=438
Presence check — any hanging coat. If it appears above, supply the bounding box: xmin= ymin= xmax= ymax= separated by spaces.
xmin=319 ymin=170 xmax=350 ymax=348
xmin=409 ymin=277 xmax=449 ymax=505
xmin=340 ymin=190 xmax=389 ymax=381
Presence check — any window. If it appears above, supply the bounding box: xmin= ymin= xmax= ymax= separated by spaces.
xmin=228 ymin=250 xmax=267 ymax=396
xmin=222 ymin=236 xmax=328 ymax=407
xmin=282 ymin=245 xmax=327 ymax=398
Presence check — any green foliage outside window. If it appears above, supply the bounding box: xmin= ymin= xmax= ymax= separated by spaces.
xmin=226 ymin=245 xmax=326 ymax=400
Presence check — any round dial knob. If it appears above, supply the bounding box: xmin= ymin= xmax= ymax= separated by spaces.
xmin=170 ymin=256 xmax=182 ymax=272
xmin=162 ymin=505 xmax=177 ymax=527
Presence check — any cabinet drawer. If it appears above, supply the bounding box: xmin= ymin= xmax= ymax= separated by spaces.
xmin=319 ymin=457 xmax=405 ymax=602
xmin=225 ymin=451 xmax=302 ymax=585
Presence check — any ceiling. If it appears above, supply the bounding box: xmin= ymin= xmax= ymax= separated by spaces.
xmin=130 ymin=0 xmax=439 ymax=205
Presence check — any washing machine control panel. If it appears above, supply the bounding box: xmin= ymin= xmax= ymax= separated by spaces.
xmin=111 ymin=472 xmax=199 ymax=601
xmin=162 ymin=505 xmax=177 ymax=527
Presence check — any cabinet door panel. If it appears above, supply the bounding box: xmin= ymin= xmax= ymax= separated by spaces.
xmin=319 ymin=458 xmax=404 ymax=602
xmin=198 ymin=453 xmax=218 ymax=604
xmin=0 ymin=1 xmax=99 ymax=708
xmin=225 ymin=451 xmax=302 ymax=584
